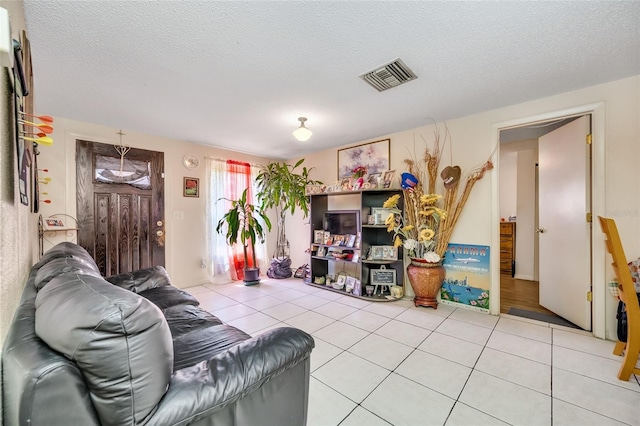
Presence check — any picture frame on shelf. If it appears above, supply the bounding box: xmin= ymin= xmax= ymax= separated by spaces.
xmin=371 ymin=207 xmax=393 ymax=225
xmin=337 ymin=139 xmax=390 ymax=180
xmin=369 ymin=246 xmax=385 ymax=260
xmin=345 ymin=276 xmax=356 ymax=293
xmin=367 ymin=172 xmax=381 ymax=186
xmin=43 ymin=217 xmax=67 ymax=230
xmin=353 ymin=279 xmax=362 ymax=296
xmin=340 ymin=177 xmax=352 ymax=191
xmin=323 ymin=231 xmax=331 ymax=244
xmin=346 ymin=234 xmax=356 ymax=247
xmin=382 ymin=245 xmax=398 ymax=260
xmin=355 ymin=232 xmax=361 ymax=248
xmin=335 ymin=274 xmax=347 ymax=288
xmin=317 ymin=246 xmax=326 ymax=257
xmin=332 ymin=235 xmax=345 ymax=246
xmin=314 ymin=230 xmax=325 ymax=244
xmin=382 ymin=170 xmax=396 ymax=188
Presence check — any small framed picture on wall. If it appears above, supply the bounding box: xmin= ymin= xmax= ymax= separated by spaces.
xmin=184 ymin=177 xmax=199 ymax=197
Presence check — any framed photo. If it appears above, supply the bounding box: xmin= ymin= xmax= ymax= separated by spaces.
xmin=382 ymin=245 xmax=398 ymax=260
xmin=353 ymin=279 xmax=362 ymax=296
xmin=305 ymin=184 xmax=321 ymax=195
xmin=340 ymin=177 xmax=352 ymax=191
xmin=43 ymin=217 xmax=67 ymax=230
xmin=336 ymin=274 xmax=347 ymax=287
xmin=184 ymin=177 xmax=199 ymax=197
xmin=346 ymin=234 xmax=356 ymax=247
xmin=382 ymin=170 xmax=396 ymax=188
xmin=370 ymin=268 xmax=397 ymax=286
xmin=369 ymin=246 xmax=385 ymax=260
xmin=371 ymin=207 xmax=393 ymax=225
xmin=323 ymin=231 xmax=331 ymax=244
xmin=338 ymin=139 xmax=390 ymax=180
xmin=317 ymin=246 xmax=326 ymax=257
xmin=355 ymin=232 xmax=361 ymax=248
xmin=314 ymin=230 xmax=325 ymax=244
xmin=345 ymin=276 xmax=356 ymax=293
xmin=367 ymin=172 xmax=381 ymax=186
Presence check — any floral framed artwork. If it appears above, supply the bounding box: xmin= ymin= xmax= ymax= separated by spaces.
xmin=337 ymin=139 xmax=390 ymax=179
xmin=183 ymin=177 xmax=199 ymax=197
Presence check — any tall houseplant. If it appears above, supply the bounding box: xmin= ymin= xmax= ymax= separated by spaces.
xmin=216 ymin=188 xmax=272 ymax=285
xmin=255 ymin=159 xmax=321 ymax=278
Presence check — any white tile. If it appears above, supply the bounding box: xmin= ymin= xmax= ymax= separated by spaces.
xmin=226 ymin=312 xmax=279 ymax=334
xmin=312 ymin=351 xmax=389 ymax=403
xmin=241 ymin=295 xmax=285 ymax=310
xmin=261 ymin=302 xmax=308 ymax=321
xmin=450 ymin=307 xmax=499 ymax=329
xmin=348 ymin=333 xmax=414 ymax=370
xmin=310 ymin=337 xmax=343 ymax=372
xmin=475 ymin=347 xmax=551 ymax=395
xmin=271 ymin=288 xmax=309 ymax=302
xmin=336 ymin=295 xmax=373 ymax=309
xmin=313 ymin=301 xmax=359 ymax=320
xmin=296 ymin=283 xmax=326 ymax=294
xmin=362 ymin=373 xmax=455 ymax=426
xmin=418 ymin=332 xmax=484 ymax=368
xmin=436 ymin=317 xmax=493 ymax=346
xmin=362 ymin=301 xmax=408 ymax=318
xmin=375 ymin=319 xmax=432 ymax=347
xmin=495 ymin=317 xmax=551 ymax=343
xmin=421 ymin=301 xmax=457 ymax=317
xmin=290 ymin=294 xmax=332 ymax=310
xmin=195 ymin=293 xmax=239 ymax=312
xmin=221 ymin=287 xmax=266 ymax=303
xmin=553 ymin=368 xmax=640 ymax=425
xmin=307 ymin=377 xmax=357 ymax=426
xmin=340 ymin=406 xmax=391 ymax=426
xmin=552 ymin=328 xmax=620 ymax=360
xmin=312 ymin=321 xmax=369 ymax=350
xmin=552 ymin=398 xmax=628 ymax=426
xmin=445 ymin=402 xmax=510 ymax=426
xmin=396 ymin=349 xmax=472 ymax=399
xmin=553 ymin=345 xmax=640 ymax=391
xmin=341 ymin=310 xmax=390 ymax=332
xmin=210 ymin=283 xmax=253 ymax=296
xmin=394 ymin=307 xmax=447 ymax=330
xmin=252 ymin=283 xmax=288 ymax=296
xmin=315 ymin=289 xmax=347 ymax=300
xmin=284 ymin=311 xmax=335 ymax=334
xmin=459 ymin=371 xmax=551 ymax=426
xmin=209 ymin=303 xmax=256 ymax=322
xmin=486 ymin=330 xmax=551 ymax=365
xmin=183 ymin=285 xmax=211 ymax=294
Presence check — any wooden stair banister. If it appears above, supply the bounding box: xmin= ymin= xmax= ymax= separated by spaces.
xmin=598 ymin=216 xmax=640 ymax=381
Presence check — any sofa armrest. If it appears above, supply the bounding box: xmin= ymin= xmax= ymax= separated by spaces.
xmin=105 ymin=265 xmax=171 ymax=292
xmin=146 ymin=327 xmax=314 ymax=426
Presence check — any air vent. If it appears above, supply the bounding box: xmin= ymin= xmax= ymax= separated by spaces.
xmin=359 ymin=58 xmax=417 ymax=92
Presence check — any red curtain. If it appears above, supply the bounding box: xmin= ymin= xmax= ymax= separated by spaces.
xmin=226 ymin=160 xmax=254 ymax=280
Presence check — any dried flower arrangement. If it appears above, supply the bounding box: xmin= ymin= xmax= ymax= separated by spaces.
xmin=385 ymin=123 xmax=493 ymax=263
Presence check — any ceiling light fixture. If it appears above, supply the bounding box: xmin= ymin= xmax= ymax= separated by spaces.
xmin=293 ymin=117 xmax=312 ymax=142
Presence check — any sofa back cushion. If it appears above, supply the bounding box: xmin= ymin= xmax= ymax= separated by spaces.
xmin=35 ymin=273 xmax=173 ymax=426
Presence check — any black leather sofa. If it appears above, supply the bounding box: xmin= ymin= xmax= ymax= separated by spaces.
xmin=2 ymin=242 xmax=314 ymax=425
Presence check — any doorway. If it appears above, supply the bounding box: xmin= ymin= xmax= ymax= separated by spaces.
xmin=76 ymin=140 xmax=165 ymax=276
xmin=498 ymin=115 xmax=592 ymax=330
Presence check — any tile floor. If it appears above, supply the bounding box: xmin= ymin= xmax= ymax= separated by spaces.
xmin=187 ymin=278 xmax=640 ymax=426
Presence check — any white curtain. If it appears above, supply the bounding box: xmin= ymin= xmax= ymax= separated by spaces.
xmin=205 ymin=158 xmax=268 ymax=283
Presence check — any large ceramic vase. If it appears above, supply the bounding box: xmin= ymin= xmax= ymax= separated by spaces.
xmin=406 ymin=258 xmax=445 ymax=309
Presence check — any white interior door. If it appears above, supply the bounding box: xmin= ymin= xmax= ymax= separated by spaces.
xmin=538 ymin=115 xmax=591 ymax=330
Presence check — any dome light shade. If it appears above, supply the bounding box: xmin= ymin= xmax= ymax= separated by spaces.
xmin=293 ymin=117 xmax=312 ymax=141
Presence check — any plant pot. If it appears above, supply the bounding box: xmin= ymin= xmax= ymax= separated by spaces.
xmin=243 ymin=268 xmax=261 ymax=285
xmin=406 ymin=258 xmax=445 ymax=309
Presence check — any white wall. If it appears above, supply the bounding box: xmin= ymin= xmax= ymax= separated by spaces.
xmin=289 ymin=75 xmax=640 ymax=341
xmin=499 ymin=150 xmax=517 ymax=221
xmin=37 ymin=117 xmax=277 ymax=288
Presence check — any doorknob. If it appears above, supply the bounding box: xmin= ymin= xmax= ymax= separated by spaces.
xmin=156 ymin=230 xmax=164 ymax=237
xmin=536 ymin=227 xmax=545 ymax=233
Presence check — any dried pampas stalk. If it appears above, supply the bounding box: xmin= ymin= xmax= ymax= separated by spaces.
xmin=435 ymin=160 xmax=494 ymax=256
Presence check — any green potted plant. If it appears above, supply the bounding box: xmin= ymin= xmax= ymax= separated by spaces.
xmin=216 ymin=188 xmax=272 ymax=285
xmin=255 ymin=159 xmax=322 ymax=278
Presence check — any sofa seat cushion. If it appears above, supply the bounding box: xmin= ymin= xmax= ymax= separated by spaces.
xmin=105 ymin=265 xmax=172 ymax=292
xmin=173 ymin=324 xmax=250 ymax=371
xmin=163 ymin=304 xmax=223 ymax=337
xmin=139 ymin=285 xmax=199 ymax=310
xmin=35 ymin=272 xmax=173 ymax=426
xmin=34 ymin=256 xmax=102 ymax=291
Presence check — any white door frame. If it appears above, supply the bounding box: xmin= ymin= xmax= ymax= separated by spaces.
xmin=490 ymin=102 xmax=606 ymax=338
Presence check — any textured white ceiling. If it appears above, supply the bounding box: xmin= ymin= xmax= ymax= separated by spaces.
xmin=23 ymin=1 xmax=640 ymax=160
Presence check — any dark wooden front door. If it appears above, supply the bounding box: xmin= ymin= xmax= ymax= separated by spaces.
xmin=76 ymin=140 xmax=165 ymax=276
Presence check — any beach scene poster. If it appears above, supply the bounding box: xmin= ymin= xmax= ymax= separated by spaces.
xmin=440 ymin=243 xmax=490 ymax=312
